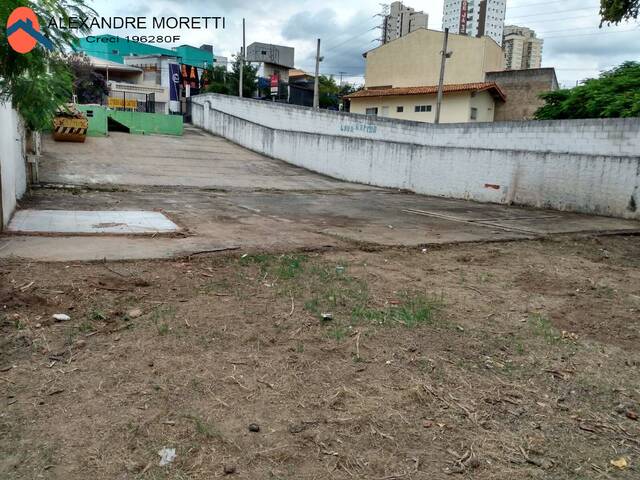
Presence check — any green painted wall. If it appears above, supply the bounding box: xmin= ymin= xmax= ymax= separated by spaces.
xmin=75 ymin=35 xmax=177 ymax=63
xmin=109 ymin=110 xmax=183 ymax=136
xmin=76 ymin=36 xmax=215 ymax=68
xmin=174 ymin=45 xmax=214 ymax=68
xmin=75 ymin=104 xmax=183 ymax=136
xmin=76 ymin=105 xmax=108 ymax=136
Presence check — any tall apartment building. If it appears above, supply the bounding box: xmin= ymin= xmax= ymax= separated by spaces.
xmin=383 ymin=1 xmax=429 ymax=44
xmin=442 ymin=0 xmax=506 ymax=46
xmin=503 ymin=25 xmax=543 ymax=70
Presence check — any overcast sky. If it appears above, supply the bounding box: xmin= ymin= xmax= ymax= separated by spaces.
xmin=90 ymin=0 xmax=640 ymax=87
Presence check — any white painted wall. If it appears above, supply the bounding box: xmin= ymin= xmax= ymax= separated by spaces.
xmin=193 ymin=93 xmax=640 ymax=157
xmin=0 ymin=101 xmax=27 ymax=228
xmin=191 ymin=94 xmax=640 ymax=220
xmin=349 ymin=92 xmax=486 ymax=124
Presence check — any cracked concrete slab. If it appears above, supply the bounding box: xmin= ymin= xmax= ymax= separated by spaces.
xmin=2 ymin=128 xmax=638 ymax=262
xmin=8 ymin=210 xmax=178 ymax=234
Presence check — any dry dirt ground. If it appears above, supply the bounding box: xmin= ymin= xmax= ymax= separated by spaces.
xmin=1 ymin=235 xmax=640 ymax=480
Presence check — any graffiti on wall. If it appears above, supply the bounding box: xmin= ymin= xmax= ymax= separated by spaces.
xmin=340 ymin=123 xmax=378 ymax=134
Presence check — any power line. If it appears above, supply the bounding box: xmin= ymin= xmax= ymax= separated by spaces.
xmin=554 ymin=67 xmax=615 ymax=70
xmin=506 ymin=14 xmax=604 ymax=24
xmin=506 ymin=6 xmax=599 ymax=21
xmin=508 ymin=0 xmax=597 ymax=9
xmin=535 ymin=24 xmax=617 ymax=35
xmin=543 ymin=27 xmax=639 ymax=39
xmin=323 ymin=26 xmax=378 ymax=54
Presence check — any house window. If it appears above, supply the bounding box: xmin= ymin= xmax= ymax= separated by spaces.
xmin=470 ymin=107 xmax=478 ymax=120
xmin=414 ymin=105 xmax=432 ymax=112
xmin=397 ymin=106 xmax=404 ymax=113
xmin=365 ymin=107 xmax=378 ymax=116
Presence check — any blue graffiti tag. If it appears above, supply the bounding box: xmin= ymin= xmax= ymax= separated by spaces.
xmin=340 ymin=123 xmax=377 ymax=134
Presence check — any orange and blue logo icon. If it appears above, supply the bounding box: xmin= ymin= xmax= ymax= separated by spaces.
xmin=6 ymin=7 xmax=53 ymax=53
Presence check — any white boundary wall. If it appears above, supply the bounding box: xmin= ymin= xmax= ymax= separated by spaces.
xmin=0 ymin=101 xmax=27 ymax=228
xmin=191 ymin=94 xmax=640 ymax=220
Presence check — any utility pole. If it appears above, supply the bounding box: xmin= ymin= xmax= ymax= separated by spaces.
xmin=338 ymin=71 xmax=347 ymax=86
xmin=435 ymin=28 xmax=450 ymax=124
xmin=376 ymin=3 xmax=390 ymax=45
xmin=239 ymin=18 xmax=245 ymax=97
xmin=313 ymin=38 xmax=322 ymax=109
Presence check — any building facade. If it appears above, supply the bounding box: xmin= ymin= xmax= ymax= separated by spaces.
xmin=76 ymin=35 xmax=216 ymax=69
xmin=364 ymin=28 xmax=504 ymax=88
xmin=485 ymin=68 xmax=557 ymax=120
xmin=247 ymin=42 xmax=295 ymax=85
xmin=346 ymin=83 xmax=505 ymax=123
xmin=503 ymin=25 xmax=543 ymax=70
xmin=173 ymin=44 xmax=214 ymax=69
xmin=442 ymin=0 xmax=507 ymax=46
xmin=383 ymin=1 xmax=429 ymax=44
xmin=76 ymin=36 xmax=225 ymax=114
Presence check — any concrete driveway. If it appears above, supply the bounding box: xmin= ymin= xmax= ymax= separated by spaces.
xmin=39 ymin=127 xmax=368 ymax=191
xmin=1 ymin=128 xmax=638 ymax=261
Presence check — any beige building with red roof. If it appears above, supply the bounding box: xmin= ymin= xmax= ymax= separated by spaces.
xmin=347 ymin=28 xmax=506 ymax=123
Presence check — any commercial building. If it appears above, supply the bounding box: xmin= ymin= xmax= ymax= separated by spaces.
xmin=287 ymin=70 xmax=314 ymax=107
xmin=120 ymin=54 xmax=182 ymax=113
xmin=383 ymin=1 xmax=429 ymax=44
xmin=76 ymin=35 xmax=177 ymax=64
xmin=442 ymin=0 xmax=507 ymax=46
xmin=503 ymin=26 xmax=543 ymax=70
xmin=485 ymin=68 xmax=558 ymax=120
xmin=76 ymin=35 xmax=216 ymax=68
xmin=75 ymin=36 xmax=226 ymax=114
xmin=364 ymin=28 xmax=504 ymax=88
xmin=173 ymin=44 xmax=214 ymax=69
xmin=246 ymin=42 xmax=295 ymax=83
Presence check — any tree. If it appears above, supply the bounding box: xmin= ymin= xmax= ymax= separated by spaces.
xmin=339 ymin=82 xmax=358 ymax=97
xmin=66 ymin=53 xmax=108 ymax=104
xmin=317 ymin=75 xmax=359 ymax=109
xmin=534 ymin=62 xmax=640 ymax=120
xmin=0 ymin=0 xmax=94 ymax=130
xmin=226 ymin=55 xmax=258 ymax=98
xmin=318 ymin=75 xmax=340 ymax=109
xmin=203 ymin=65 xmax=231 ymax=95
xmin=600 ymin=0 xmax=639 ymax=25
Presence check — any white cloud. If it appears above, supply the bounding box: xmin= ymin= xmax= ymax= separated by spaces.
xmin=84 ymin=0 xmax=639 ymax=86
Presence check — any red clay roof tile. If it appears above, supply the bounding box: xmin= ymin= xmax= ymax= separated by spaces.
xmin=345 ymin=82 xmax=506 ymax=102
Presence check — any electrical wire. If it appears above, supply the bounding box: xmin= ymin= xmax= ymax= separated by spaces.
xmin=506 ymin=6 xmax=600 ymax=21
xmin=543 ymin=27 xmax=639 ymax=39
xmin=323 ymin=26 xmax=379 ymax=54
xmin=508 ymin=0 xmax=598 ymax=9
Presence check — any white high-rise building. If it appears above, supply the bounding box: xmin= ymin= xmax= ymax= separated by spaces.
xmin=503 ymin=25 xmax=543 ymax=70
xmin=383 ymin=1 xmax=429 ymax=44
xmin=442 ymin=0 xmax=507 ymax=46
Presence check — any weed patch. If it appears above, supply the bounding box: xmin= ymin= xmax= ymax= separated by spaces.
xmin=152 ymin=305 xmax=176 ymax=336
xmin=352 ymin=293 xmax=443 ymax=328
xmin=529 ymin=313 xmax=560 ymax=344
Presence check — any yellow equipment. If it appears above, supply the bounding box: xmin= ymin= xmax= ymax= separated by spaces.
xmin=52 ymin=104 xmax=88 ymax=143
